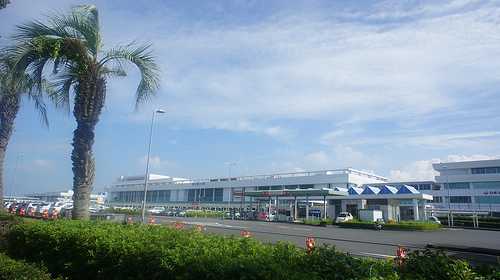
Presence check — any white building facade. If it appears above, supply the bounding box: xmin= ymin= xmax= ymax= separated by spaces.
xmin=105 ymin=168 xmax=388 ymax=210
xmin=366 ymin=159 xmax=500 ymax=212
xmin=433 ymin=159 xmax=500 ymax=211
xmin=104 ymin=159 xmax=500 ymax=220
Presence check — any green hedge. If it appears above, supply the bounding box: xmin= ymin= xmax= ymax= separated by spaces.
xmin=437 ymin=215 xmax=500 ymax=229
xmin=2 ymin=215 xmax=499 ymax=279
xmin=104 ymin=208 xmax=148 ymax=216
xmin=339 ymin=221 xmax=442 ymax=230
xmin=0 ymin=253 xmax=59 ymax=280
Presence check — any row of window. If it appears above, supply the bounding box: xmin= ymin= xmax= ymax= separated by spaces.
xmin=444 ymin=182 xmax=500 ymax=189
xmin=257 ymin=185 xmax=314 ymax=191
xmin=471 ymin=167 xmax=500 ymax=174
xmin=431 ymin=196 xmax=500 ymax=204
xmin=114 ymin=190 xmax=171 ymax=203
xmin=187 ymin=188 xmax=224 ymax=202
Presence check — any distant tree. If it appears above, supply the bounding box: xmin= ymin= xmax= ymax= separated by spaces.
xmin=0 ymin=52 xmax=51 ymax=206
xmin=11 ymin=5 xmax=161 ymax=220
xmin=0 ymin=0 xmax=10 ymax=10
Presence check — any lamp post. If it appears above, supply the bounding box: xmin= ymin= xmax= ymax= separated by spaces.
xmin=228 ymin=163 xmax=235 ymax=216
xmin=141 ymin=109 xmax=166 ymax=221
xmin=443 ymin=165 xmax=453 ymax=226
xmin=8 ymin=154 xmax=26 ymax=203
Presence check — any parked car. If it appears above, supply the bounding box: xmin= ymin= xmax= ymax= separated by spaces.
xmin=48 ymin=202 xmax=70 ymax=216
xmin=36 ymin=203 xmax=52 ymax=216
xmin=15 ymin=202 xmax=30 ymax=214
xmin=59 ymin=204 xmax=74 ymax=218
xmin=158 ymin=209 xmax=172 ymax=216
xmin=428 ymin=216 xmax=441 ymax=224
xmin=25 ymin=203 xmax=42 ymax=214
xmin=335 ymin=212 xmax=353 ymax=223
xmin=148 ymin=207 xmax=165 ymax=215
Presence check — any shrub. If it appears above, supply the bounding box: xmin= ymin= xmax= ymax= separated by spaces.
xmin=396 ymin=248 xmax=475 ymax=279
xmin=3 ymin=216 xmax=499 ymax=279
xmin=0 ymin=212 xmax=23 ymax=252
xmin=0 ymin=252 xmax=58 ymax=280
xmin=339 ymin=220 xmax=442 ymax=230
xmin=104 ymin=208 xmax=147 ymax=216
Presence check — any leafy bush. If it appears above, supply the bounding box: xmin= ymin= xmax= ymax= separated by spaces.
xmin=396 ymin=248 xmax=474 ymax=279
xmin=438 ymin=215 xmax=500 ymax=229
xmin=0 ymin=253 xmax=59 ymax=280
xmin=2 ymin=216 xmax=499 ymax=279
xmin=339 ymin=220 xmax=442 ymax=230
xmin=104 ymin=208 xmax=147 ymax=216
xmin=0 ymin=212 xmax=23 ymax=252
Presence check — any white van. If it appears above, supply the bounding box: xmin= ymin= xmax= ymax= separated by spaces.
xmin=428 ymin=216 xmax=441 ymax=224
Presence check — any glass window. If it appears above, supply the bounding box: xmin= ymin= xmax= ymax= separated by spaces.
xmin=271 ymin=186 xmax=282 ymax=190
xmin=472 ymin=167 xmax=500 ymax=174
xmin=445 ymin=183 xmax=469 ymax=189
xmin=450 ymin=196 xmax=472 ymax=203
xmin=188 ymin=189 xmax=196 ymax=201
xmin=258 ymin=186 xmax=270 ymax=191
xmin=214 ymin=188 xmax=223 ymax=201
xmin=204 ymin=189 xmax=214 ymax=202
xmin=419 ymin=184 xmax=431 ymax=190
xmin=473 ymin=182 xmax=500 ymax=189
xmin=475 ymin=196 xmax=500 ymax=205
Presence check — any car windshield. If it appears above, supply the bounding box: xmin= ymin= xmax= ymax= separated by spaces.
xmin=338 ymin=214 xmax=347 ymax=217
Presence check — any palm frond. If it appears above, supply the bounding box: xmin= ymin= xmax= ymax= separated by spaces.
xmin=0 ymin=50 xmax=51 ymax=128
xmin=102 ymin=40 xmax=161 ymax=111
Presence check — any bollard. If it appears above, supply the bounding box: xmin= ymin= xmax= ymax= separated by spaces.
xmin=306 ymin=237 xmax=315 ymax=252
xmin=397 ymin=246 xmax=405 ymax=266
xmin=51 ymin=210 xmax=59 ymax=220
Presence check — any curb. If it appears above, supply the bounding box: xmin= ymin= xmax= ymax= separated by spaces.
xmin=426 ymin=243 xmax=500 ymax=256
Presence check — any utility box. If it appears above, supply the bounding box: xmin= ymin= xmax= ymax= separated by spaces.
xmin=359 ymin=209 xmax=383 ymax=222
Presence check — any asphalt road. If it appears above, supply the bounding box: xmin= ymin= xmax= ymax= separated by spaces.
xmin=153 ymin=216 xmax=500 ymax=265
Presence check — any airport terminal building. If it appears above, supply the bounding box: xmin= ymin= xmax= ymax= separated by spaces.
xmin=104 ymin=167 xmax=428 ymax=222
xmin=104 ymin=159 xmax=500 ymax=221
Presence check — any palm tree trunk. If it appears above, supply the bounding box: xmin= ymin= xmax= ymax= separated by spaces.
xmin=71 ymin=69 xmax=106 ymax=220
xmin=0 ymin=94 xmax=20 ymax=206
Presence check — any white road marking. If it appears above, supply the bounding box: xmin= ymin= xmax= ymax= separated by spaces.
xmin=361 ymin=252 xmax=396 ymax=258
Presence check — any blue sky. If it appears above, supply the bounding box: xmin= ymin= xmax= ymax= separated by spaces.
xmin=1 ymin=0 xmax=499 ymax=197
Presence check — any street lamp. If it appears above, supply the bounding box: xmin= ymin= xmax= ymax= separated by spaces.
xmin=141 ymin=109 xmax=166 ymax=221
xmin=228 ymin=163 xmax=235 ymax=216
xmin=443 ymin=165 xmax=453 ymax=226
xmin=8 ymin=154 xmax=26 ymax=203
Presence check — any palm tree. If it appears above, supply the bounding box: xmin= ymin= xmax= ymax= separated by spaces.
xmin=11 ymin=5 xmax=161 ymax=220
xmin=0 ymin=52 xmax=50 ymax=206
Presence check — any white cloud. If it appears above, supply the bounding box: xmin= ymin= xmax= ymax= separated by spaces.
xmin=401 ymin=131 xmax=500 ymax=150
xmin=138 ymin=156 xmax=179 ymax=170
xmin=146 ymin=2 xmax=500 ymax=135
xmin=304 ymin=144 xmax=379 ymax=169
xmin=389 ymin=158 xmax=441 ymax=182
xmin=389 ymin=154 xmax=500 ymax=182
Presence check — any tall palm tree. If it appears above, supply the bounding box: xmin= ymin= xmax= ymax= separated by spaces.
xmin=0 ymin=52 xmax=50 ymax=206
xmin=12 ymin=5 xmax=161 ymax=220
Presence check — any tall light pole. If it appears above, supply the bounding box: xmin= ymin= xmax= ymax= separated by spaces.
xmin=8 ymin=154 xmax=26 ymax=203
xmin=228 ymin=163 xmax=235 ymax=211
xmin=443 ymin=165 xmax=453 ymax=226
xmin=141 ymin=109 xmax=166 ymax=221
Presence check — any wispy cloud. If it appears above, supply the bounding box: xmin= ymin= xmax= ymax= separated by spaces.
xmin=389 ymin=154 xmax=500 ymax=181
